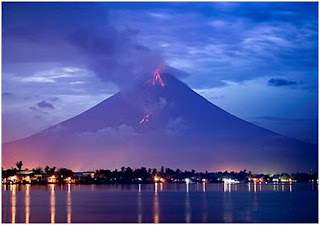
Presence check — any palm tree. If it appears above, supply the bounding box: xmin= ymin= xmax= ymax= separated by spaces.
xmin=16 ymin=161 xmax=23 ymax=171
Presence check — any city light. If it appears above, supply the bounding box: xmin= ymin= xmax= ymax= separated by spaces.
xmin=154 ymin=176 xmax=160 ymax=182
xmin=65 ymin=177 xmax=72 ymax=184
xmin=24 ymin=176 xmax=31 ymax=183
xmin=8 ymin=175 xmax=18 ymax=183
xmin=222 ymin=178 xmax=240 ymax=184
xmin=154 ymin=176 xmax=165 ymax=183
xmin=47 ymin=175 xmax=57 ymax=183
xmin=185 ymin=178 xmax=190 ymax=192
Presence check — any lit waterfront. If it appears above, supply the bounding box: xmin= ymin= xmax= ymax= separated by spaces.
xmin=2 ymin=183 xmax=318 ymax=223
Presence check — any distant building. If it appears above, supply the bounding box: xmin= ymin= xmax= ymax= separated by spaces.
xmin=47 ymin=175 xmax=57 ymax=183
xmin=83 ymin=172 xmax=95 ymax=178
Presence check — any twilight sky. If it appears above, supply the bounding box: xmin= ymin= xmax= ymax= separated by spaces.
xmin=2 ymin=2 xmax=318 ymax=144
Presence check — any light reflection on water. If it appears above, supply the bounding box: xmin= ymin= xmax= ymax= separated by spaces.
xmin=10 ymin=184 xmax=16 ymax=224
xmin=25 ymin=184 xmax=30 ymax=224
xmin=50 ymin=184 xmax=55 ymax=223
xmin=201 ymin=191 xmax=208 ymax=222
xmin=153 ymin=187 xmax=159 ymax=223
xmin=202 ymin=182 xmax=206 ymax=193
xmin=137 ymin=191 xmax=142 ymax=223
xmin=67 ymin=184 xmax=71 ymax=223
xmin=185 ymin=192 xmax=191 ymax=223
xmin=2 ymin=183 xmax=318 ymax=223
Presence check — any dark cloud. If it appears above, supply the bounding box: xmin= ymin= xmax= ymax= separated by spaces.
xmin=3 ymin=3 xmax=164 ymax=89
xmin=2 ymin=2 xmax=317 ymax=90
xmin=268 ymin=78 xmax=298 ymax=87
xmin=2 ymin=2 xmax=317 ymax=144
xmin=2 ymin=92 xmax=13 ymax=97
xmin=70 ymin=26 xmax=163 ymax=89
xmin=37 ymin=100 xmax=55 ymax=109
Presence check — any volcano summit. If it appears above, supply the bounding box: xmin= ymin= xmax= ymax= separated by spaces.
xmin=3 ymin=68 xmax=317 ymax=172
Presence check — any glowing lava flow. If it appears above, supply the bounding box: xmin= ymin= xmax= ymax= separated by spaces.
xmin=139 ymin=112 xmax=152 ymax=125
xmin=151 ymin=65 xmax=165 ymax=87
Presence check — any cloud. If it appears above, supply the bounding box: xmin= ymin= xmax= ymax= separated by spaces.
xmin=165 ymin=117 xmax=189 ymax=135
xmin=268 ymin=78 xmax=298 ymax=87
xmin=3 ymin=3 xmax=317 ymax=91
xmin=3 ymin=3 xmax=164 ymax=89
xmin=2 ymin=2 xmax=318 ymax=144
xmin=74 ymin=125 xmax=138 ymax=144
xmin=37 ymin=100 xmax=55 ymax=109
xmin=22 ymin=67 xmax=86 ymax=83
xmin=70 ymin=26 xmax=164 ymax=89
xmin=48 ymin=97 xmax=60 ymax=102
xmin=30 ymin=100 xmax=55 ymax=115
xmin=2 ymin=92 xmax=13 ymax=97
xmin=109 ymin=3 xmax=317 ymax=89
xmin=29 ymin=106 xmax=48 ymax=114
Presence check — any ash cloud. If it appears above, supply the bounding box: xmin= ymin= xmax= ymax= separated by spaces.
xmin=70 ymin=26 xmax=164 ymax=89
xmin=3 ymin=3 xmax=165 ymax=90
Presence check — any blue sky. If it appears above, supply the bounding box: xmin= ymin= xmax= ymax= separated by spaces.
xmin=2 ymin=2 xmax=318 ymax=143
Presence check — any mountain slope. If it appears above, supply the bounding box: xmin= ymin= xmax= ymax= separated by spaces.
xmin=2 ymin=72 xmax=317 ymax=172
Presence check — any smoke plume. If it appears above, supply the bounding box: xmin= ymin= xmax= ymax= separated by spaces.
xmin=3 ymin=3 xmax=164 ymax=89
xmin=70 ymin=26 xmax=164 ymax=89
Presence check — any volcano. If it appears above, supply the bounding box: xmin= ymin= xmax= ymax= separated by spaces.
xmin=2 ymin=69 xmax=317 ymax=172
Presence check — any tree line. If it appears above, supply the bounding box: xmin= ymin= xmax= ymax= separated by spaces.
xmin=2 ymin=161 xmax=318 ymax=184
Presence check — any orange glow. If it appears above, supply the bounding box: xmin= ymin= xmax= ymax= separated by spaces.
xmin=154 ymin=176 xmax=165 ymax=183
xmin=65 ymin=177 xmax=72 ymax=184
xmin=139 ymin=112 xmax=152 ymax=125
xmin=24 ymin=176 xmax=31 ymax=183
xmin=8 ymin=175 xmax=18 ymax=183
xmin=48 ymin=175 xmax=57 ymax=184
xmin=152 ymin=66 xmax=165 ymax=87
xmin=160 ymin=178 xmax=166 ymax=183
xmin=154 ymin=176 xmax=160 ymax=182
xmin=145 ymin=64 xmax=165 ymax=88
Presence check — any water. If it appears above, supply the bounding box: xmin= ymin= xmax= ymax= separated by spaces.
xmin=2 ymin=183 xmax=318 ymax=223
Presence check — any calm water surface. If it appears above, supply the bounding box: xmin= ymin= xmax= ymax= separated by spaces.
xmin=2 ymin=183 xmax=318 ymax=223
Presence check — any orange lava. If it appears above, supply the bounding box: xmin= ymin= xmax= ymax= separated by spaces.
xmin=139 ymin=112 xmax=152 ymax=125
xmin=151 ymin=65 xmax=165 ymax=87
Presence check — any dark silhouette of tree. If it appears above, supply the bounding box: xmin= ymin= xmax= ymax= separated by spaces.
xmin=57 ymin=168 xmax=74 ymax=181
xmin=125 ymin=167 xmax=133 ymax=173
xmin=2 ymin=164 xmax=316 ymax=184
xmin=33 ymin=167 xmax=43 ymax=174
xmin=152 ymin=168 xmax=157 ymax=176
xmin=160 ymin=166 xmax=164 ymax=174
xmin=45 ymin=166 xmax=56 ymax=175
xmin=16 ymin=161 xmax=23 ymax=171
